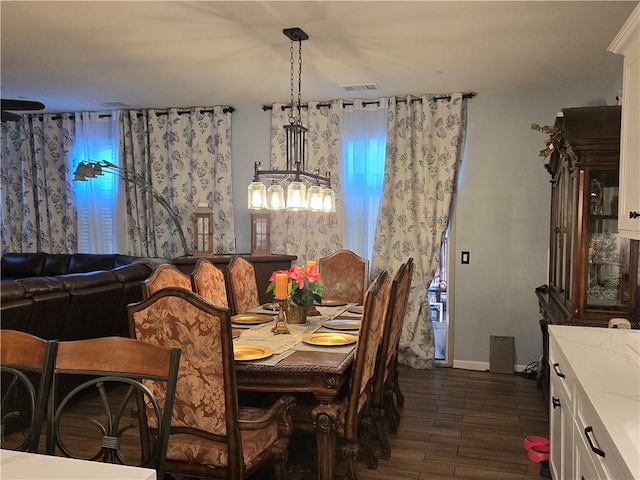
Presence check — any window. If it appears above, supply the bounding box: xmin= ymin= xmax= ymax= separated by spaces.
xmin=341 ymin=104 xmax=387 ymax=262
xmin=72 ymin=113 xmax=120 ymax=253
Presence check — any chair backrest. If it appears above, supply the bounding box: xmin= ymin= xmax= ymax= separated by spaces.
xmin=142 ymin=263 xmax=192 ymax=298
xmin=319 ymin=249 xmax=369 ymax=304
xmin=192 ymin=258 xmax=229 ymax=308
xmin=48 ymin=336 xmax=181 ymax=479
xmin=1 ymin=330 xmax=57 ymax=452
xmin=128 ymin=287 xmax=245 ymax=477
xmin=226 ymin=255 xmax=260 ymax=314
xmin=372 ymin=258 xmax=414 ymax=405
xmin=344 ymin=270 xmax=391 ymax=440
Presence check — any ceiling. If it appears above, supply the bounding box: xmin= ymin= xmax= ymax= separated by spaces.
xmin=1 ymin=1 xmax=637 ymax=114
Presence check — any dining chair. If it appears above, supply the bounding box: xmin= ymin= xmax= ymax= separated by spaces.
xmin=47 ymin=336 xmax=181 ymax=480
xmin=319 ymin=249 xmax=369 ymax=304
xmin=128 ymin=287 xmax=296 ymax=480
xmin=336 ymin=270 xmax=392 ymax=479
xmin=141 ymin=263 xmax=192 ymax=298
xmin=192 ymin=258 xmax=229 ymax=308
xmin=226 ymin=255 xmax=260 ymax=315
xmin=1 ymin=330 xmax=57 ymax=452
xmin=371 ymin=258 xmax=414 ymax=457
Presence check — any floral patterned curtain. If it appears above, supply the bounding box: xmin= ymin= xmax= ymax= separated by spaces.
xmin=1 ymin=114 xmax=77 ymax=253
xmin=371 ymin=94 xmax=467 ymax=369
xmin=269 ymin=101 xmax=344 ymax=263
xmin=120 ymin=107 xmax=235 ymax=258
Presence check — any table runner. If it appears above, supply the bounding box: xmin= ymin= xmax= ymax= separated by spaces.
xmin=234 ymin=304 xmax=358 ymax=365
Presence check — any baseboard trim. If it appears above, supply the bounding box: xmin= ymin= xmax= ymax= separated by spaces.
xmin=451 ymin=360 xmax=529 ymax=373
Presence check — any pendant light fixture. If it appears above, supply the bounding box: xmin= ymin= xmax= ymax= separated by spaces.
xmin=248 ymin=27 xmax=334 ymax=212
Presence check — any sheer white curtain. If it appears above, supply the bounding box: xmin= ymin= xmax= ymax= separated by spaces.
xmin=372 ymin=94 xmax=466 ymax=369
xmin=341 ymin=100 xmax=388 ymax=263
xmin=73 ymin=112 xmax=120 ymax=253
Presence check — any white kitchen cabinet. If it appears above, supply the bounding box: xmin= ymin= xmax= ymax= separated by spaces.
xmin=548 ymin=326 xmax=639 ymax=480
xmin=609 ymin=4 xmax=640 ymax=240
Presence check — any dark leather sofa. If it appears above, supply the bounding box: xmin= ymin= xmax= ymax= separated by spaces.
xmin=1 ymin=253 xmax=163 ymax=340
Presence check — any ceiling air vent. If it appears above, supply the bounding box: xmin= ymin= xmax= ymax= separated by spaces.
xmin=340 ymin=83 xmax=380 ymax=92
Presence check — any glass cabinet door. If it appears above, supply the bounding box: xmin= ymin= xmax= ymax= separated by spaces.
xmin=585 ymin=170 xmax=632 ymax=311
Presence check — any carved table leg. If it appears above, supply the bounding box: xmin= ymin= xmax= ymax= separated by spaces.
xmin=312 ymin=402 xmax=341 ymax=480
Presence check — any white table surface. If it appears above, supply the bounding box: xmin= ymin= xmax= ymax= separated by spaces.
xmin=0 ymin=449 xmax=156 ymax=480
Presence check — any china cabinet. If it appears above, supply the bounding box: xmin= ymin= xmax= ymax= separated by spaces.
xmin=608 ymin=4 xmax=640 ymax=240
xmin=537 ymin=106 xmax=639 ymax=399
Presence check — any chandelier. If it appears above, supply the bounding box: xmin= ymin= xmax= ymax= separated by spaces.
xmin=248 ymin=27 xmax=335 ymax=213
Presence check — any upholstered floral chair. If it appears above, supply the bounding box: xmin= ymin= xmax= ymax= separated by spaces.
xmin=371 ymin=258 xmax=414 ymax=457
xmin=192 ymin=258 xmax=229 ymax=308
xmin=128 ymin=287 xmax=295 ymax=480
xmin=226 ymin=256 xmax=260 ymax=315
xmin=319 ymin=250 xmax=369 ymax=304
xmin=336 ymin=270 xmax=392 ymax=479
xmin=141 ymin=263 xmax=192 ymax=298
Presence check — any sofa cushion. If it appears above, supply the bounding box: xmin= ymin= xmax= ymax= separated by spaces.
xmin=1 ymin=253 xmax=47 ymax=278
xmin=58 ymin=271 xmax=117 ymax=291
xmin=68 ymin=254 xmax=115 ymax=274
xmin=17 ymin=276 xmax=64 ymax=297
xmin=43 ymin=254 xmax=72 ymax=276
xmin=111 ymin=263 xmax=152 ymax=283
xmin=114 ymin=254 xmax=142 ymax=268
xmin=0 ymin=281 xmax=26 ymax=302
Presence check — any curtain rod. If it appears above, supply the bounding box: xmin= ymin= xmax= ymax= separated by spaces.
xmin=36 ymin=106 xmax=235 ymax=120
xmin=262 ymin=93 xmax=476 ymax=111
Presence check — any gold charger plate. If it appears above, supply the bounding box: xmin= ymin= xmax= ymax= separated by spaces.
xmin=323 ymin=319 xmax=361 ymax=331
xmin=316 ymin=299 xmax=347 ymax=307
xmin=234 ymin=345 xmax=274 ymax=361
xmin=302 ymin=332 xmax=358 ymax=346
xmin=261 ymin=302 xmax=277 ymax=311
xmin=347 ymin=305 xmax=363 ymax=314
xmin=232 ymin=329 xmax=242 ymax=339
xmin=231 ymin=313 xmax=274 ymax=325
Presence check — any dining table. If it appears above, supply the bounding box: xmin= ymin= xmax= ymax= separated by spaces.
xmin=232 ymin=301 xmax=363 ymax=480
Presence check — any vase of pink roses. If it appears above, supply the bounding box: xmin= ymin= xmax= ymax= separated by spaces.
xmin=267 ymin=265 xmax=323 ymax=324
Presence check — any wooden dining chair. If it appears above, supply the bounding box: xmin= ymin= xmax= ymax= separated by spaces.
xmin=192 ymin=258 xmax=229 ymax=308
xmin=1 ymin=330 xmax=57 ymax=453
xmin=371 ymin=258 xmax=414 ymax=457
xmin=128 ymin=287 xmax=296 ymax=480
xmin=226 ymin=255 xmax=260 ymax=314
xmin=336 ymin=270 xmax=393 ymax=479
xmin=319 ymin=249 xmax=369 ymax=304
xmin=141 ymin=263 xmax=192 ymax=298
xmin=47 ymin=336 xmax=181 ymax=480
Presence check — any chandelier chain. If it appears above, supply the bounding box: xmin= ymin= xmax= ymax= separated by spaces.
xmin=289 ymin=38 xmax=296 ymax=125
xmin=297 ymin=39 xmax=302 ymax=126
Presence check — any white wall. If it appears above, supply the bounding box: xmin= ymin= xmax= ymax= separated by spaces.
xmin=229 ymin=76 xmax=622 ymax=368
xmin=454 ymin=78 xmax=621 ymax=369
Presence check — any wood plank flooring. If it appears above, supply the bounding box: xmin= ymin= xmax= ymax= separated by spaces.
xmin=330 ymin=365 xmax=549 ymax=480
xmin=12 ymin=365 xmax=549 ymax=479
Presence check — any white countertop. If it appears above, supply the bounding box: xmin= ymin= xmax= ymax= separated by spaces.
xmin=548 ymin=325 xmax=640 ymax=479
xmin=0 ymin=449 xmax=156 ymax=480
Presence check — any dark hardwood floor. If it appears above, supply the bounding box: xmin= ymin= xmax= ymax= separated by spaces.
xmin=13 ymin=365 xmax=549 ymax=479
xmin=331 ymin=365 xmax=549 ymax=480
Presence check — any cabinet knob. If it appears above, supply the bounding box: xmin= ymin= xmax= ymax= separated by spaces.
xmin=629 ymin=211 xmax=640 ymax=219
xmin=552 ymin=397 xmax=561 ymax=409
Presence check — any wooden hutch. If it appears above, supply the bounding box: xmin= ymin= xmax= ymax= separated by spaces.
xmin=536 ymin=105 xmax=639 ymax=398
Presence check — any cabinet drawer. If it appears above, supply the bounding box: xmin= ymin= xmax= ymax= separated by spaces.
xmin=549 ymin=335 xmax=573 ymax=405
xmin=576 ymin=388 xmax=633 ymax=480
